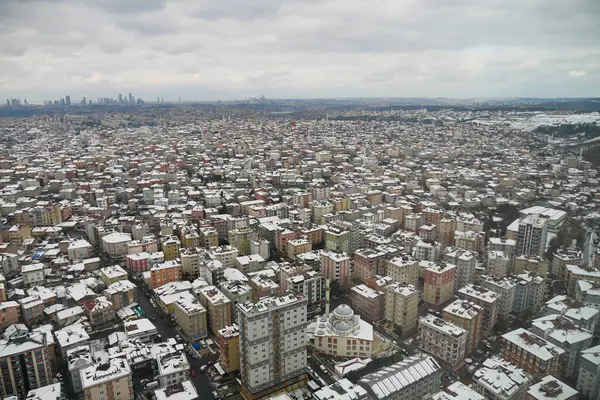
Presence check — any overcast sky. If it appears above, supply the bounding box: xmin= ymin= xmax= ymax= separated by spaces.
xmin=1 ymin=0 xmax=599 ymax=102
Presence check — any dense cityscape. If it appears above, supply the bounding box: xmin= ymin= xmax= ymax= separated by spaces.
xmin=0 ymin=101 xmax=597 ymax=400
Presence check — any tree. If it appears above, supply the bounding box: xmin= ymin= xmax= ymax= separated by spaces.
xmin=394 ymin=325 xmax=403 ymax=338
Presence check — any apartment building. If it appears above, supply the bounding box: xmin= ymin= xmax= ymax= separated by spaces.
xmin=320 ymin=251 xmax=351 ymax=289
xmin=161 ymin=236 xmax=181 ymax=261
xmin=488 ymin=238 xmax=517 ymax=260
xmin=457 ymin=284 xmax=500 ymax=338
xmin=157 ymin=351 xmax=190 ymax=388
xmin=515 ymin=214 xmax=548 ymax=258
xmin=479 ymin=275 xmax=517 ymax=321
xmin=530 ymin=314 xmax=592 ymax=378
xmin=0 ymin=301 xmax=21 ymax=332
xmin=513 ymin=272 xmax=546 ymax=315
xmin=578 ymin=343 xmax=600 ymax=400
xmin=229 ymin=227 xmax=254 ymax=256
xmin=384 ymin=281 xmax=419 ymax=336
xmin=543 ymin=295 xmax=598 ymax=332
xmin=238 ymin=293 xmax=308 ymax=400
xmin=150 ymin=260 xmax=182 ymax=289
xmin=454 ymin=231 xmax=485 ymax=253
xmin=444 ymin=247 xmax=477 ymax=290
xmin=173 ymin=297 xmax=207 ymax=341
xmin=353 ymin=248 xmax=386 ymax=282
xmin=414 ymin=240 xmax=442 ymax=262
xmin=22 ymin=263 xmax=45 ymax=287
xmin=179 ymin=247 xmax=204 ymax=277
xmin=525 ymin=375 xmax=578 ymax=400
xmin=551 ymin=251 xmax=580 ymax=278
xmin=101 ymin=232 xmax=133 ymax=258
xmin=514 ymin=256 xmax=549 ymax=277
xmin=472 ymin=356 xmax=532 ymax=400
xmin=180 ymin=226 xmax=200 ymax=249
xmin=418 ymin=314 xmax=467 ymax=369
xmin=438 ymin=218 xmax=456 ymax=247
xmin=67 ymin=239 xmax=93 ymax=262
xmin=283 ymin=271 xmax=323 ymax=310
xmin=500 ymin=328 xmax=564 ymax=379
xmin=385 ymin=255 xmax=419 ymax=286
xmin=19 ymin=295 xmax=44 ymax=326
xmin=100 ymin=265 xmax=128 ymax=286
xmin=81 ymin=358 xmax=133 ymax=400
xmin=209 ymin=245 xmax=239 ymax=269
xmin=358 ymin=354 xmax=441 ymax=400
xmin=82 ymin=296 xmax=115 ymax=327
xmin=197 ymin=285 xmax=232 ymax=337
xmin=444 ymin=299 xmax=482 ymax=355
xmin=126 ymin=251 xmax=164 ymax=272
xmin=487 ymin=251 xmax=510 ymax=278
xmin=423 ymin=261 xmax=457 ymax=307
xmin=218 ymin=324 xmax=240 ymax=373
xmin=350 ymin=284 xmax=385 ymax=323
xmin=0 ymin=328 xmax=55 ymax=399
xmin=103 ymin=279 xmax=136 ymax=310
xmin=286 ymin=237 xmax=312 ymax=260
xmin=199 ymin=226 xmax=219 ymax=248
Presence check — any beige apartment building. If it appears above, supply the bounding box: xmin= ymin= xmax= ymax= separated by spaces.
xmin=384 ymin=281 xmax=419 ymax=336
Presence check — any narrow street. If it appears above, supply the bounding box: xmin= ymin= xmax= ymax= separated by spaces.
xmin=136 ymin=288 xmax=219 ymax=397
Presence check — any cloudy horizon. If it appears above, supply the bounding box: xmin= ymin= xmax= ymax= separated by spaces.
xmin=1 ymin=0 xmax=599 ymax=102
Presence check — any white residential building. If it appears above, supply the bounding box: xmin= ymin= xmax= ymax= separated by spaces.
xmin=418 ymin=314 xmax=467 ymax=368
xmin=444 ymin=247 xmax=477 ymax=290
xmin=472 ymin=356 xmax=532 ymax=400
xmin=157 ymin=350 xmax=190 ymax=388
xmin=578 ymin=344 xmax=600 ymax=400
xmin=283 ymin=271 xmax=323 ymax=309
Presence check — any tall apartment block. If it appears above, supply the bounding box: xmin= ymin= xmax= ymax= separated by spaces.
xmin=237 ymin=293 xmax=308 ymax=400
xmin=500 ymin=328 xmax=564 ymax=379
xmin=457 ymin=284 xmax=500 ymax=338
xmin=444 ymin=299 xmax=482 ymax=355
xmin=422 ymin=261 xmax=457 ymax=307
xmin=443 ymin=247 xmax=476 ymax=290
xmin=516 ymin=214 xmax=548 ymax=257
xmin=384 ymin=282 xmax=419 ymax=336
xmin=0 ymin=328 xmax=55 ymax=398
xmin=418 ymin=314 xmax=467 ymax=369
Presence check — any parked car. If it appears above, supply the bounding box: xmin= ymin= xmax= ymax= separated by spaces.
xmin=200 ymin=365 xmax=208 ymax=372
xmin=319 ymin=365 xmax=327 ymax=373
xmin=212 ymin=391 xmax=220 ymax=399
xmin=191 ymin=369 xmax=196 ymax=377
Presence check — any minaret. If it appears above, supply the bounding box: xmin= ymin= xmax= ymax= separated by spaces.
xmin=325 ymin=279 xmax=330 ymax=316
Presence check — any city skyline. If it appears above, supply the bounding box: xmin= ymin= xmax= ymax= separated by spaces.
xmin=1 ymin=0 xmax=599 ymax=101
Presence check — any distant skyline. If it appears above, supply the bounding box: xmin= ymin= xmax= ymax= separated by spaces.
xmin=1 ymin=0 xmax=599 ymax=101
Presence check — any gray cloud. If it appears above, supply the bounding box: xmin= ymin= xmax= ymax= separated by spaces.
xmin=0 ymin=0 xmax=599 ymax=101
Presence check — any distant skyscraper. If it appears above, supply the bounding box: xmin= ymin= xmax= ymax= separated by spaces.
xmin=5 ymin=99 xmax=9 ymax=107
xmin=128 ymin=93 xmax=133 ymax=104
xmin=157 ymin=97 xmax=160 ymax=103
xmin=65 ymin=95 xmax=71 ymax=106
xmin=60 ymin=98 xmax=65 ymax=105
xmin=81 ymin=97 xmax=86 ymax=105
xmin=118 ymin=93 xmax=123 ymax=103
xmin=161 ymin=97 xmax=164 ymax=103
